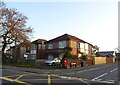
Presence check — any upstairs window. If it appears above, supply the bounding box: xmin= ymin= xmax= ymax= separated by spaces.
xmin=30 ymin=49 xmax=36 ymax=54
xmin=85 ymin=43 xmax=88 ymax=54
xmin=33 ymin=44 xmax=37 ymax=49
xmin=48 ymin=44 xmax=53 ymax=49
xmin=80 ymin=42 xmax=85 ymax=52
xmin=59 ymin=41 xmax=66 ymax=48
xmin=78 ymin=42 xmax=81 ymax=52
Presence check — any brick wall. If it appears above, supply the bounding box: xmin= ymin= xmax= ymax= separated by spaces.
xmin=69 ymin=40 xmax=77 ymax=55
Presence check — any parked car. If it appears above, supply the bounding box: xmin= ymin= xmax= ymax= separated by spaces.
xmin=45 ymin=58 xmax=61 ymax=66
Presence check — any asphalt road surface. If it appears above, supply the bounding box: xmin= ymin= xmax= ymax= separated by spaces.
xmin=1 ymin=62 xmax=119 ymax=85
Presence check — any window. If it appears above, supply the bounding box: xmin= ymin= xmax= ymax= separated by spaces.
xmin=48 ymin=55 xmax=53 ymax=59
xmin=48 ymin=44 xmax=53 ymax=49
xmin=80 ymin=42 xmax=85 ymax=52
xmin=85 ymin=43 xmax=88 ymax=54
xmin=59 ymin=41 xmax=66 ymax=48
xmin=30 ymin=49 xmax=36 ymax=54
xmin=38 ymin=44 xmax=41 ymax=50
xmin=33 ymin=44 xmax=37 ymax=49
xmin=42 ymin=45 xmax=45 ymax=50
xmin=78 ymin=42 xmax=80 ymax=52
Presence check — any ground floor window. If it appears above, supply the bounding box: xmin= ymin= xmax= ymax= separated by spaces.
xmin=48 ymin=55 xmax=53 ymax=59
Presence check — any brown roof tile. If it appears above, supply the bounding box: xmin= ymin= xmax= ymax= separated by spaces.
xmin=46 ymin=34 xmax=93 ymax=46
xmin=32 ymin=39 xmax=47 ymax=44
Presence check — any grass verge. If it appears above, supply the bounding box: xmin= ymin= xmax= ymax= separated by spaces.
xmin=2 ymin=63 xmax=63 ymax=70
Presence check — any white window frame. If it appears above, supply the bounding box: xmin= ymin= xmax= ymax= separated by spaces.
xmin=59 ymin=41 xmax=66 ymax=48
xmin=48 ymin=44 xmax=53 ymax=49
xmin=30 ymin=49 xmax=36 ymax=54
xmin=85 ymin=43 xmax=89 ymax=54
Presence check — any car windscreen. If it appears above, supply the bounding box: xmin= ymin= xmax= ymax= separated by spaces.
xmin=48 ymin=58 xmax=55 ymax=61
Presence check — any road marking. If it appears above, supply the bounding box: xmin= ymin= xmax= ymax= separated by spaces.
xmin=48 ymin=75 xmax=51 ymax=85
xmin=110 ymin=68 xmax=118 ymax=72
xmin=92 ymin=73 xmax=108 ymax=81
xmin=30 ymin=73 xmax=48 ymax=76
xmin=20 ymin=79 xmax=62 ymax=80
xmin=3 ymin=75 xmax=24 ymax=78
xmin=105 ymin=80 xmax=114 ymax=83
xmin=0 ymin=77 xmax=32 ymax=85
xmin=95 ymin=79 xmax=102 ymax=81
xmin=79 ymin=79 xmax=91 ymax=85
xmin=57 ymin=75 xmax=91 ymax=85
xmin=67 ymin=66 xmax=104 ymax=75
xmin=92 ymin=79 xmax=114 ymax=83
xmin=15 ymin=75 xmax=24 ymax=80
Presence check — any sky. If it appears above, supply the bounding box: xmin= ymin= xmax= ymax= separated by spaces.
xmin=4 ymin=0 xmax=118 ymax=51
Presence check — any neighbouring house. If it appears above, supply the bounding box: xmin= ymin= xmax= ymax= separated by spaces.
xmin=96 ymin=51 xmax=114 ymax=57
xmin=96 ymin=51 xmax=120 ymax=58
xmin=32 ymin=39 xmax=47 ymax=59
xmin=7 ymin=42 xmax=34 ymax=60
xmin=45 ymin=34 xmax=93 ymax=59
xmin=7 ymin=39 xmax=47 ymax=60
xmin=116 ymin=53 xmax=120 ymax=57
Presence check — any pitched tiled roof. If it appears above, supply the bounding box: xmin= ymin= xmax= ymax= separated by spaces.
xmin=116 ymin=53 xmax=120 ymax=57
xmin=32 ymin=39 xmax=47 ymax=44
xmin=96 ymin=51 xmax=114 ymax=57
xmin=97 ymin=51 xmax=114 ymax=54
xmin=46 ymin=34 xmax=93 ymax=46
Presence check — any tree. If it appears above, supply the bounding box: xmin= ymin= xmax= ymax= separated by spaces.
xmin=63 ymin=46 xmax=72 ymax=59
xmin=115 ymin=48 xmax=120 ymax=53
xmin=0 ymin=2 xmax=33 ymax=62
xmin=92 ymin=45 xmax=99 ymax=56
xmin=62 ymin=46 xmax=78 ymax=59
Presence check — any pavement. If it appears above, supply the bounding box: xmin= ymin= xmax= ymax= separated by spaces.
xmin=2 ymin=63 xmax=114 ymax=75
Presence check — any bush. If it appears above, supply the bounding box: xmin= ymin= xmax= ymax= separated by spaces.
xmin=80 ymin=54 xmax=87 ymax=59
xmin=63 ymin=53 xmax=78 ymax=59
xmin=63 ymin=46 xmax=78 ymax=59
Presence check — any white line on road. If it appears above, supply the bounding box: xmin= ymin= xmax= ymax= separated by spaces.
xmin=105 ymin=79 xmax=114 ymax=83
xmin=110 ymin=68 xmax=118 ymax=72
xmin=92 ymin=73 xmax=108 ymax=81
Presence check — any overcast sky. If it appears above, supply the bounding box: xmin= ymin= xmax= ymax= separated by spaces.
xmin=5 ymin=0 xmax=118 ymax=51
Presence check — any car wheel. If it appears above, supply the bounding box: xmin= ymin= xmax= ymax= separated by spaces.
xmin=52 ymin=63 xmax=55 ymax=66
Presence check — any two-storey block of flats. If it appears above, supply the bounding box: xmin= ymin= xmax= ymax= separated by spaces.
xmin=45 ymin=34 xmax=93 ymax=59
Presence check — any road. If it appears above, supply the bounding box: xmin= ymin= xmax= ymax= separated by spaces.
xmin=1 ymin=62 xmax=119 ymax=85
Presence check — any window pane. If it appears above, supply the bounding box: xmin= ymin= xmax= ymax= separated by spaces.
xmin=59 ymin=41 xmax=66 ymax=48
xmin=48 ymin=44 xmax=53 ymax=49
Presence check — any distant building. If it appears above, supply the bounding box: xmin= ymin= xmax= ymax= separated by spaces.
xmin=45 ymin=34 xmax=93 ymax=59
xmin=96 ymin=51 xmax=120 ymax=57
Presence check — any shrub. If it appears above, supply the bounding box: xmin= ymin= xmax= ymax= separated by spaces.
xmin=63 ymin=46 xmax=78 ymax=59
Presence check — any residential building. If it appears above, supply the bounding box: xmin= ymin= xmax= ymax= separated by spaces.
xmin=45 ymin=34 xmax=93 ymax=59
xmin=7 ymin=39 xmax=47 ymax=60
xmin=32 ymin=39 xmax=47 ymax=59
xmin=96 ymin=51 xmax=120 ymax=57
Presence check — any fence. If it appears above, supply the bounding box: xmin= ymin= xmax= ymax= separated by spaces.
xmin=94 ymin=57 xmax=115 ymax=64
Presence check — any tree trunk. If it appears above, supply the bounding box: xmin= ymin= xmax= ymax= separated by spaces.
xmin=2 ymin=43 xmax=7 ymax=63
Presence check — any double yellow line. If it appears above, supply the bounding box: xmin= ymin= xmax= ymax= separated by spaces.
xmin=48 ymin=75 xmax=51 ymax=85
xmin=0 ymin=76 xmax=32 ymax=85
